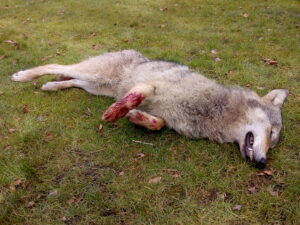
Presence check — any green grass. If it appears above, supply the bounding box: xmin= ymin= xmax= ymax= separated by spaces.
xmin=0 ymin=0 xmax=299 ymax=224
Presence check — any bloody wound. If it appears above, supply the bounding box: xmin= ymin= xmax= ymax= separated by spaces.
xmin=102 ymin=93 xmax=145 ymax=122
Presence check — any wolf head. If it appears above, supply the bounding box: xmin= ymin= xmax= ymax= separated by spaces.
xmin=235 ymin=89 xmax=288 ymax=169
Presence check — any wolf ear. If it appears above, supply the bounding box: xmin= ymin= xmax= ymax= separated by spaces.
xmin=262 ymin=89 xmax=288 ymax=107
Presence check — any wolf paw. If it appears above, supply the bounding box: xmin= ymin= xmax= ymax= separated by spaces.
xmin=11 ymin=71 xmax=32 ymax=82
xmin=126 ymin=110 xmax=165 ymax=130
xmin=41 ymin=82 xmax=59 ymax=91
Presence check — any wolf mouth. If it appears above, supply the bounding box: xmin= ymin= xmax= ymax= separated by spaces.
xmin=244 ymin=132 xmax=254 ymax=161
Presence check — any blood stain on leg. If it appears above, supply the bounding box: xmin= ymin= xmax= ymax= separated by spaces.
xmin=102 ymin=93 xmax=145 ymax=122
xmin=126 ymin=110 xmax=165 ymax=130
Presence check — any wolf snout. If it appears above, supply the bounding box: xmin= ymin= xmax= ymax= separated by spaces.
xmin=255 ymin=158 xmax=267 ymax=169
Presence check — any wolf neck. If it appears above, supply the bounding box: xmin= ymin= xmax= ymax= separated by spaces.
xmin=180 ymin=81 xmax=249 ymax=144
xmin=207 ymin=86 xmax=248 ymax=143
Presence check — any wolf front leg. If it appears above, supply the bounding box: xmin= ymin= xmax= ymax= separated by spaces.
xmin=102 ymin=83 xmax=155 ymax=122
xmin=126 ymin=109 xmax=165 ymax=130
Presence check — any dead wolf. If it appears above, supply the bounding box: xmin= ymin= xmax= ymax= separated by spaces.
xmin=11 ymin=50 xmax=288 ymax=169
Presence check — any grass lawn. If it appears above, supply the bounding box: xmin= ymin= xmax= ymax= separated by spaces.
xmin=0 ymin=0 xmax=299 ymax=224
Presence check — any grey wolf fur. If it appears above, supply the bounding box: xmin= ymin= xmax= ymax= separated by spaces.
xmin=11 ymin=50 xmax=288 ymax=168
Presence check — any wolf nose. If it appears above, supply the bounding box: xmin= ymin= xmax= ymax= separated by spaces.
xmin=255 ymin=158 xmax=267 ymax=169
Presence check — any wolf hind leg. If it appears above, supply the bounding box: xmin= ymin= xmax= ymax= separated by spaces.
xmin=11 ymin=64 xmax=78 ymax=82
xmin=102 ymin=83 xmax=155 ymax=122
xmin=11 ymin=63 xmax=107 ymax=83
xmin=41 ymin=79 xmax=114 ymax=96
xmin=126 ymin=109 xmax=165 ymax=131
xmin=11 ymin=50 xmax=148 ymax=83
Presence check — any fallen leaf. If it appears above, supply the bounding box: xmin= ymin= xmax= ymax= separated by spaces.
xmin=242 ymin=13 xmax=249 ymax=17
xmin=43 ymin=133 xmax=55 ymax=141
xmin=136 ymin=152 xmax=146 ymax=158
xmin=264 ymin=169 xmax=273 ymax=176
xmin=247 ymin=186 xmax=257 ymax=194
xmin=160 ymin=7 xmax=168 ymax=11
xmin=233 ymin=204 xmax=242 ymax=211
xmin=61 ymin=216 xmax=67 ymax=221
xmin=25 ymin=201 xmax=35 ymax=208
xmin=211 ymin=49 xmax=218 ymax=54
xmin=162 ymin=169 xmax=180 ymax=178
xmin=4 ymin=40 xmax=20 ymax=48
xmin=263 ymin=58 xmax=278 ymax=65
xmin=257 ymin=169 xmax=273 ymax=176
xmin=206 ymin=189 xmax=218 ymax=202
xmin=55 ymin=50 xmax=62 ymax=56
xmin=9 ymin=178 xmax=26 ymax=191
xmin=8 ymin=128 xmax=16 ymax=133
xmin=148 ymin=176 xmax=162 ymax=184
xmin=12 ymin=179 xmax=24 ymax=186
xmin=214 ymin=57 xmax=222 ymax=62
xmin=77 ymin=139 xmax=84 ymax=143
xmin=92 ymin=44 xmax=102 ymax=50
xmin=22 ymin=106 xmax=29 ymax=113
xmin=41 ymin=55 xmax=53 ymax=61
xmin=98 ymin=124 xmax=103 ymax=136
xmin=172 ymin=173 xmax=180 ymax=178
xmin=119 ymin=171 xmax=125 ymax=176
xmin=160 ymin=24 xmax=167 ymax=28
xmin=68 ymin=196 xmax=78 ymax=204
xmin=36 ymin=192 xmax=47 ymax=200
xmin=225 ymin=70 xmax=234 ymax=76
xmin=123 ymin=39 xmax=134 ymax=43
xmin=3 ymin=146 xmax=11 ymax=150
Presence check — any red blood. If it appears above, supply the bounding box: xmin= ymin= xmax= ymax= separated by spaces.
xmin=103 ymin=93 xmax=144 ymax=122
xmin=151 ymin=119 xmax=157 ymax=125
xmin=126 ymin=111 xmax=160 ymax=130
xmin=134 ymin=111 xmax=148 ymax=121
